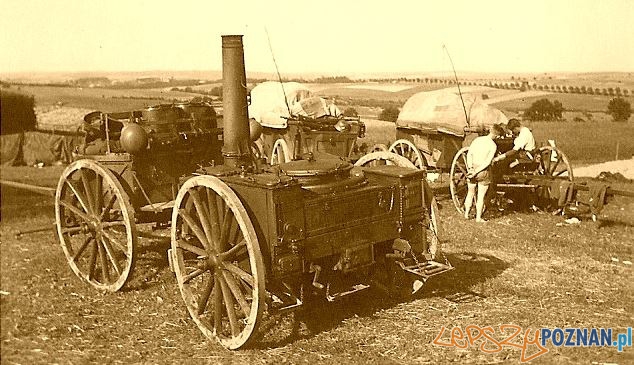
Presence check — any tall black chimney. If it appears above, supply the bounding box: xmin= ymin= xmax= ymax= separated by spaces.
xmin=221 ymin=35 xmax=250 ymax=168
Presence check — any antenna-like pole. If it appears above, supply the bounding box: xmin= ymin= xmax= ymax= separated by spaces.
xmin=443 ymin=44 xmax=470 ymax=127
xmin=265 ymin=27 xmax=292 ymax=116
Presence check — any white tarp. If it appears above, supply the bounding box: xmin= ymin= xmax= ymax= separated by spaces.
xmin=396 ymin=88 xmax=508 ymax=136
xmin=249 ymin=81 xmax=313 ymax=128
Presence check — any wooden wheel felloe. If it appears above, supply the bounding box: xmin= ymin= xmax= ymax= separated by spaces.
xmin=536 ymin=146 xmax=573 ymax=180
xmin=269 ymin=139 xmax=290 ymax=165
xmin=354 ymin=151 xmax=417 ymax=169
xmin=388 ymin=139 xmax=425 ymax=169
xmin=171 ymin=176 xmax=265 ymax=349
xmin=449 ymin=147 xmax=470 ymax=214
xmin=55 ymin=160 xmax=136 ymax=292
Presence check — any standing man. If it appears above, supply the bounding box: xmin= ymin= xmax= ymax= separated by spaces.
xmin=465 ymin=124 xmax=505 ymax=222
xmin=493 ymin=118 xmax=536 ymax=164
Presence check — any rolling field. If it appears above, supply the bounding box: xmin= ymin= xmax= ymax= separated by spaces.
xmin=9 ymin=86 xmax=196 ymax=111
xmin=491 ymin=93 xmax=634 ymax=113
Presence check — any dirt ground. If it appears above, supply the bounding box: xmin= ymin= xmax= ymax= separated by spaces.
xmin=1 ymin=166 xmax=633 ymax=364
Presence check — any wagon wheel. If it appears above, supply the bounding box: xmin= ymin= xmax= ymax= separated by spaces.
xmin=55 ymin=159 xmax=136 ymax=292
xmin=449 ymin=147 xmax=470 ymax=214
xmin=388 ymin=139 xmax=426 ymax=169
xmin=354 ymin=151 xmax=417 ymax=169
xmin=171 ymin=175 xmax=265 ymax=349
xmin=536 ymin=146 xmax=573 ymax=180
xmin=269 ymin=139 xmax=291 ymax=165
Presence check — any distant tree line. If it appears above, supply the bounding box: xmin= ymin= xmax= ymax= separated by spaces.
xmin=523 ymin=97 xmax=631 ymax=122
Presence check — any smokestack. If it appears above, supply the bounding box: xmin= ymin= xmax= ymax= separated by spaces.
xmin=221 ymin=35 xmax=251 ymax=168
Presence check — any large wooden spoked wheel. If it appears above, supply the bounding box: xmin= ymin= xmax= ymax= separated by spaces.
xmin=354 ymin=151 xmax=417 ymax=169
xmin=388 ymin=139 xmax=426 ymax=169
xmin=449 ymin=147 xmax=470 ymax=214
xmin=536 ymin=146 xmax=573 ymax=180
xmin=171 ymin=176 xmax=265 ymax=349
xmin=55 ymin=160 xmax=136 ymax=292
xmin=269 ymin=139 xmax=291 ymax=165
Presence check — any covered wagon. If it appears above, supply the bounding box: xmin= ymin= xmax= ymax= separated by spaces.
xmin=388 ymin=88 xmax=508 ymax=171
xmin=248 ymin=81 xmax=365 ymax=164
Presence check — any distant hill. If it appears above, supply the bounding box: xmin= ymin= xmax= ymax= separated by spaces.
xmin=2 ymin=70 xmax=632 ymax=91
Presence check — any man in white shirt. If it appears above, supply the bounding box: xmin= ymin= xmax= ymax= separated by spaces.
xmin=465 ymin=124 xmax=505 ymax=222
xmin=492 ymin=119 xmax=536 ymax=164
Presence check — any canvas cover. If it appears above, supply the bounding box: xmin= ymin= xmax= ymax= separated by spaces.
xmin=249 ymin=81 xmax=312 ymax=128
xmin=290 ymin=96 xmax=341 ymax=119
xmin=396 ymin=89 xmax=508 ymax=136
xmin=1 ymin=133 xmax=24 ymax=166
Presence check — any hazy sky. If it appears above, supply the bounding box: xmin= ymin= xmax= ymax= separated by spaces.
xmin=1 ymin=0 xmax=632 ymax=74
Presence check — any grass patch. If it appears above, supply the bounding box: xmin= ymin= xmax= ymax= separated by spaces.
xmin=526 ymin=121 xmax=634 ymax=164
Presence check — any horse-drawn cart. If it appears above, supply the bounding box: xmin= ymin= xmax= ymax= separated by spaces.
xmin=56 ymin=100 xmax=223 ymax=291
xmin=248 ymin=81 xmax=366 ymax=164
xmin=448 ymin=138 xmax=573 ymax=214
xmin=382 ymin=90 xmax=508 ymax=175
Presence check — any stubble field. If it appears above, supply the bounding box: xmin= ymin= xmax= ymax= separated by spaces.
xmin=1 ymin=168 xmax=633 ymax=364
xmin=1 ymin=82 xmax=634 ymax=364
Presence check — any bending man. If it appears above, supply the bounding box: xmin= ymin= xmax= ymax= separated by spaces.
xmin=465 ymin=124 xmax=505 ymax=222
xmin=492 ymin=118 xmax=536 ymax=165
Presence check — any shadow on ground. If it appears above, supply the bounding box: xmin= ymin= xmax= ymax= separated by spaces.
xmin=253 ymin=252 xmax=509 ymax=349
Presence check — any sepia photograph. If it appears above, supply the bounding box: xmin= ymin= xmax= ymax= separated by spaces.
xmin=1 ymin=0 xmax=633 ymax=363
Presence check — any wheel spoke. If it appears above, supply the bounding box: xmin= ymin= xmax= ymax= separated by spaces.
xmin=179 ymin=209 xmax=211 ymax=250
xmin=222 ymin=270 xmax=251 ymax=318
xmin=101 ymin=237 xmax=122 ymax=276
xmin=219 ymin=275 xmax=240 ymax=336
xmin=81 ymin=168 xmax=96 ymax=214
xmin=224 ymin=262 xmax=254 ymax=287
xmin=206 ymin=189 xmax=222 ymax=240
xmin=176 ymin=240 xmax=207 ymax=258
xmin=220 ymin=240 xmax=246 ymax=261
xmin=219 ymin=208 xmax=233 ymax=247
xmin=101 ymin=229 xmax=128 ymax=257
xmin=190 ymin=189 xmax=214 ymax=251
xmin=100 ymin=193 xmax=117 ymax=220
xmin=182 ymin=267 xmax=207 ymax=284
xmin=212 ymin=275 xmax=223 ymax=331
xmin=94 ymin=174 xmax=103 ymax=215
xmin=197 ymin=275 xmax=214 ymax=316
xmin=87 ymin=239 xmax=98 ymax=280
xmin=216 ymin=199 xmax=225 ymax=237
xmin=59 ymin=199 xmax=92 ymax=224
xmin=64 ymin=180 xmax=91 ymax=214
xmin=97 ymin=239 xmax=110 ymax=283
xmin=72 ymin=236 xmax=93 ymax=262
